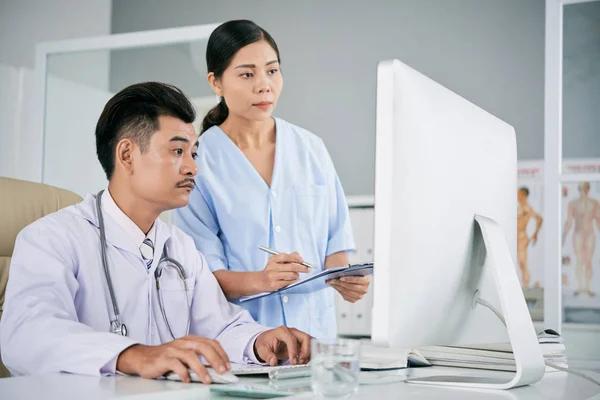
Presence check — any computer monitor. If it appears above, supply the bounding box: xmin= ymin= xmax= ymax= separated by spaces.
xmin=371 ymin=59 xmax=545 ymax=389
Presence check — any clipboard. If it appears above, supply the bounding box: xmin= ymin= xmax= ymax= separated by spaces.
xmin=238 ymin=262 xmax=373 ymax=303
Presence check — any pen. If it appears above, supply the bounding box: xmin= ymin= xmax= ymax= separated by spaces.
xmin=258 ymin=246 xmax=316 ymax=270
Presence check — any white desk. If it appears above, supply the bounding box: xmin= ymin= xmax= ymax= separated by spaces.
xmin=1 ymin=367 xmax=598 ymax=399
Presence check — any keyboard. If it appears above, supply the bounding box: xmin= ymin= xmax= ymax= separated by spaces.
xmin=164 ymin=368 xmax=239 ymax=384
xmin=231 ymin=363 xmax=311 ymax=379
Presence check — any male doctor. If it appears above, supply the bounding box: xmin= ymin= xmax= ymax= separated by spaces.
xmin=0 ymin=82 xmax=310 ymax=384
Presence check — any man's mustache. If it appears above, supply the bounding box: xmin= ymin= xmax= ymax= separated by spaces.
xmin=176 ymin=178 xmax=195 ymax=188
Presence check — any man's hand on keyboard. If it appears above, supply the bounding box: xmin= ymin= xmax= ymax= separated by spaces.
xmin=253 ymin=326 xmax=311 ymax=366
xmin=116 ymin=335 xmax=231 ymax=384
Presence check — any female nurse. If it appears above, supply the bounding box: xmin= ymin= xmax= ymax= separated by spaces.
xmin=173 ymin=19 xmax=370 ymax=339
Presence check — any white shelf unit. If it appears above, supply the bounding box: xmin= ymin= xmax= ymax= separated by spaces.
xmin=335 ymin=197 xmax=375 ymax=337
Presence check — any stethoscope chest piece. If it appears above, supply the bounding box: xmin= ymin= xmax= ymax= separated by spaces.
xmin=111 ymin=320 xmax=127 ymax=337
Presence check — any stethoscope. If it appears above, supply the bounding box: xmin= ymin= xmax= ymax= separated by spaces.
xmin=95 ymin=190 xmax=191 ymax=339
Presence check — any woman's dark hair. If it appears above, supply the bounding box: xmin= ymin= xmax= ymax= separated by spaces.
xmin=201 ymin=20 xmax=280 ymax=134
xmin=96 ymin=81 xmax=196 ymax=180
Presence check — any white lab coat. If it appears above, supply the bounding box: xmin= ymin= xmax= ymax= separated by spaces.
xmin=0 ymin=193 xmax=268 ymax=377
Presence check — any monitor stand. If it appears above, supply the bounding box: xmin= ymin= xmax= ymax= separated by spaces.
xmin=406 ymin=214 xmax=546 ymax=390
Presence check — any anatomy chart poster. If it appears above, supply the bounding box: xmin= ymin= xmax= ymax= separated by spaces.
xmin=517 ymin=161 xmax=545 ymax=290
xmin=561 ymin=159 xmax=600 ymax=323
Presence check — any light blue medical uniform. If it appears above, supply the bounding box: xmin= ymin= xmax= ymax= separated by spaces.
xmin=173 ymin=117 xmax=355 ymax=339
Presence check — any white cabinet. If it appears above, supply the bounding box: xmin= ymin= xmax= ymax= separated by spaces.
xmin=335 ymin=204 xmax=375 ymax=337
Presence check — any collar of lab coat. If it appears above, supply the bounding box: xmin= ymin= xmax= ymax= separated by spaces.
xmin=75 ymin=193 xmax=172 ymax=259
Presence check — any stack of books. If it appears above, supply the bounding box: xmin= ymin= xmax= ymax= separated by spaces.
xmin=417 ymin=329 xmax=567 ymax=373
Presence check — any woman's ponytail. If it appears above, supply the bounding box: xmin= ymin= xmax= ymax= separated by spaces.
xmin=201 ymin=97 xmax=229 ymax=134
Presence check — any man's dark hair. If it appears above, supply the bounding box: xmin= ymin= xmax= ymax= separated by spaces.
xmin=95 ymin=82 xmax=196 ymax=179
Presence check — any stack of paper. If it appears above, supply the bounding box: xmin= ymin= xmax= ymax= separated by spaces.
xmin=417 ymin=329 xmax=567 ymax=373
xmin=359 ymin=343 xmax=430 ymax=371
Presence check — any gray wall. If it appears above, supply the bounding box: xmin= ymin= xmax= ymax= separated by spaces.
xmin=111 ymin=0 xmax=546 ymax=195
xmin=0 ymin=0 xmax=111 ymax=69
xmin=0 ymin=0 xmax=112 ymax=182
xmin=562 ymin=1 xmax=600 ymax=160
xmin=0 ymin=0 xmax=112 ymax=91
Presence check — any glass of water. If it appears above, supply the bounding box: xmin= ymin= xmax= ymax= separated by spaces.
xmin=311 ymin=338 xmax=361 ymax=398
